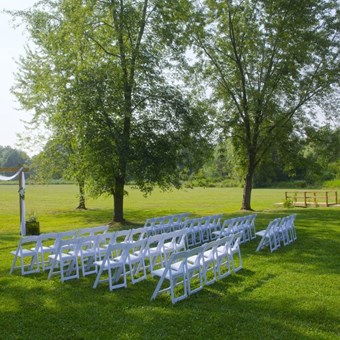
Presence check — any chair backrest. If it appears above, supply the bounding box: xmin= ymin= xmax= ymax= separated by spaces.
xmin=113 ymin=229 xmax=132 ymax=244
xmin=57 ymin=238 xmax=79 ymax=255
xmin=162 ymin=231 xmax=176 ymax=247
xmin=269 ymin=218 xmax=281 ymax=232
xmin=129 ymin=227 xmax=149 ymax=242
xmin=170 ymin=213 xmax=188 ymax=230
xmin=77 ymin=227 xmax=93 ymax=238
xmin=17 ymin=235 xmax=41 ymax=254
xmin=215 ymin=235 xmax=234 ymax=252
xmin=39 ymin=232 xmax=58 ymax=247
xmin=167 ymin=250 xmax=187 ymax=274
xmin=77 ymin=235 xmax=97 ymax=254
xmin=175 ymin=230 xmax=187 ymax=252
xmin=91 ymin=225 xmax=109 ymax=235
xmin=145 ymin=234 xmax=164 ymax=255
xmin=96 ymin=232 xmax=116 ymax=248
xmin=106 ymin=242 xmax=130 ymax=263
xmin=54 ymin=230 xmax=77 ymax=249
xmin=127 ymin=238 xmax=148 ymax=258
xmin=186 ymin=245 xmax=204 ymax=267
xmin=58 ymin=230 xmax=77 ymax=240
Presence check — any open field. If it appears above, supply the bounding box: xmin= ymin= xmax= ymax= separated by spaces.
xmin=0 ymin=185 xmax=339 ymax=339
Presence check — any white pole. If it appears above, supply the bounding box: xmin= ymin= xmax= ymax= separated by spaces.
xmin=19 ymin=170 xmax=26 ymax=236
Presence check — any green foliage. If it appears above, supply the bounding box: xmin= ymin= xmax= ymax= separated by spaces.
xmin=0 ymin=146 xmax=30 ymax=169
xmin=27 ymin=210 xmax=38 ymax=223
xmin=187 ymin=0 xmax=340 ymax=209
xmin=10 ymin=0 xmax=213 ymax=221
xmin=283 ymin=198 xmax=294 ymax=208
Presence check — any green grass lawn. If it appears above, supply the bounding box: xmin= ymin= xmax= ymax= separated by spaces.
xmin=0 ymin=185 xmax=339 ymax=339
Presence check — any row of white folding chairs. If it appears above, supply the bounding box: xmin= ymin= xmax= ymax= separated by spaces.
xmin=255 ymin=214 xmax=297 ymax=252
xmin=10 ymin=225 xmax=109 ymax=275
xmin=213 ymin=214 xmax=257 ymax=244
xmin=144 ymin=213 xmax=190 ymax=234
xmin=45 ymin=228 xmax=188 ymax=283
xmin=151 ymin=232 xmax=243 ymax=304
xmin=9 ymin=223 xmax=184 ymax=280
xmin=181 ymin=214 xmax=223 ymax=247
xmin=46 ymin=229 xmax=151 ymax=282
xmin=93 ymin=229 xmax=190 ymax=289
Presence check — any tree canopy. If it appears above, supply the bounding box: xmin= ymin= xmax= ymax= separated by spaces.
xmin=8 ymin=0 xmax=339 ymax=215
xmin=11 ymin=0 xmax=212 ymax=221
xmin=188 ymin=0 xmax=339 ymax=209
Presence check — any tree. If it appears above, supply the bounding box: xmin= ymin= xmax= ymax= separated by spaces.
xmin=189 ymin=0 xmax=339 ymax=209
xmin=11 ymin=0 xmax=212 ymax=221
xmin=0 ymin=146 xmax=30 ymax=169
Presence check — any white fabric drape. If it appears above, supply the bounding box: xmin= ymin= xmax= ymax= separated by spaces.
xmin=0 ymin=167 xmax=23 ymax=181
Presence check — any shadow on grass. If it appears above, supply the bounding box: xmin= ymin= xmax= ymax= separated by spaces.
xmin=1 ymin=267 xmax=338 ymax=340
xmin=0 ymin=208 xmax=339 ymax=339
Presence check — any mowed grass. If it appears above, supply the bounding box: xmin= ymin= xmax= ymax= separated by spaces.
xmin=0 ymin=184 xmax=339 ymax=339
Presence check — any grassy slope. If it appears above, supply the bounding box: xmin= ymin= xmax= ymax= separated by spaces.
xmin=0 ymin=185 xmax=339 ymax=339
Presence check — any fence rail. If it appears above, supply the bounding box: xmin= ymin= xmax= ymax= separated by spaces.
xmin=285 ymin=191 xmax=338 ymax=207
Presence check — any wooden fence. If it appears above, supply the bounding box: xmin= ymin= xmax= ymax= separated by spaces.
xmin=285 ymin=191 xmax=338 ymax=207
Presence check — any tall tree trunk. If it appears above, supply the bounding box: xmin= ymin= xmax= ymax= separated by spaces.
xmin=113 ymin=175 xmax=125 ymax=222
xmin=241 ymin=154 xmax=256 ymax=211
xmin=241 ymin=173 xmax=253 ymax=210
xmin=76 ymin=180 xmax=86 ymax=210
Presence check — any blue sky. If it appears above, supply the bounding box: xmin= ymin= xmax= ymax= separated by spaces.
xmin=0 ymin=0 xmax=37 ymax=154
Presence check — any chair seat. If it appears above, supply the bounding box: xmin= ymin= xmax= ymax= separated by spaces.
xmin=255 ymin=230 xmax=266 ymax=237
xmin=11 ymin=249 xmax=36 ymax=256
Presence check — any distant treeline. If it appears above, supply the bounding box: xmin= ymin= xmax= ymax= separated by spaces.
xmin=1 ymin=124 xmax=340 ymax=189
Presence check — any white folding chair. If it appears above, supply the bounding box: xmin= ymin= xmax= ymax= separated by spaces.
xmin=215 ymin=236 xmax=233 ymax=279
xmin=276 ymin=216 xmax=292 ymax=246
xmin=248 ymin=214 xmax=257 ymax=240
xmin=228 ymin=232 xmax=243 ymax=272
xmin=162 ymin=231 xmax=177 ymax=261
xmin=208 ymin=214 xmax=222 ymax=241
xmin=36 ymin=232 xmax=58 ymax=271
xmin=185 ymin=245 xmax=204 ymax=295
xmin=125 ymin=239 xmax=148 ymax=284
xmin=256 ymin=218 xmax=281 ymax=253
xmin=93 ymin=243 xmax=129 ymax=290
xmin=196 ymin=240 xmax=217 ymax=285
xmin=151 ymin=250 xmax=188 ymax=304
xmin=238 ymin=216 xmax=250 ymax=243
xmin=48 ymin=238 xmax=79 ymax=282
xmin=186 ymin=218 xmax=202 ymax=247
xmin=145 ymin=234 xmax=165 ymax=272
xmin=95 ymin=232 xmax=116 ymax=260
xmin=75 ymin=236 xmax=98 ymax=276
xmin=288 ymin=214 xmax=297 ymax=241
xmin=200 ymin=217 xmax=211 ymax=243
xmin=161 ymin=215 xmax=174 ymax=233
xmin=10 ymin=236 xmax=40 ymax=275
xmin=175 ymin=230 xmax=187 ymax=253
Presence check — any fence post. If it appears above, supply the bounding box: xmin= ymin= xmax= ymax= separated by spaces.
xmin=304 ymin=191 xmax=307 ymax=207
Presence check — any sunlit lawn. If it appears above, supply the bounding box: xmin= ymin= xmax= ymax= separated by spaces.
xmin=0 ymin=184 xmax=339 ymax=339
